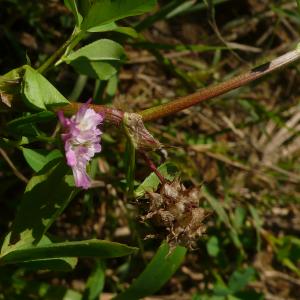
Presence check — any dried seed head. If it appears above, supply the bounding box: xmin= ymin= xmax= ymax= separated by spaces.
xmin=143 ymin=178 xmax=208 ymax=249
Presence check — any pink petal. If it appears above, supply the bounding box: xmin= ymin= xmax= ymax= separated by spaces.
xmin=58 ymin=98 xmax=105 ymax=190
xmin=66 ymin=148 xmax=77 ymax=167
xmin=57 ymin=111 xmax=67 ymax=127
xmin=73 ymin=166 xmax=91 ymax=189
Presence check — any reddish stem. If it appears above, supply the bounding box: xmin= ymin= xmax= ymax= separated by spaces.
xmin=58 ymin=103 xmax=124 ymax=126
xmin=141 ymin=152 xmax=166 ymax=184
xmin=58 ymin=48 xmax=300 ymax=124
xmin=139 ymin=49 xmax=300 ymax=121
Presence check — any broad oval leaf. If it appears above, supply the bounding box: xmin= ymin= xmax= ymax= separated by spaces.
xmin=21 ymin=65 xmax=69 ymax=110
xmin=64 ymin=39 xmax=125 ymax=80
xmin=65 ymin=39 xmax=125 ymax=62
xmin=22 ymin=148 xmax=63 ymax=172
xmin=70 ymin=60 xmax=120 ymax=80
xmin=81 ymin=0 xmax=157 ymax=31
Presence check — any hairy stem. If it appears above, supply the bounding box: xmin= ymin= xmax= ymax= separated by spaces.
xmin=58 ymin=103 xmax=124 ymax=126
xmin=139 ymin=47 xmax=300 ymax=121
xmin=60 ymin=46 xmax=300 ymax=124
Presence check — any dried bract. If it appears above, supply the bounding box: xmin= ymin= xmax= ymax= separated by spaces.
xmin=143 ymin=179 xmax=208 ymax=248
xmin=123 ymin=112 xmax=161 ymax=151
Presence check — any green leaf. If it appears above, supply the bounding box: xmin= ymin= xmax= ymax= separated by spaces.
xmin=113 ymin=242 xmax=186 ymax=300
xmin=275 ymin=236 xmax=300 ymax=276
xmin=7 ymin=122 xmax=39 ymax=138
xmin=105 ymin=74 xmax=118 ymax=100
xmin=18 ymin=257 xmax=78 ymax=272
xmin=83 ymin=260 xmax=105 ymax=300
xmin=228 ymin=268 xmax=256 ymax=294
xmin=22 ymin=148 xmax=63 ymax=172
xmin=202 ymin=185 xmax=231 ymax=227
xmin=232 ymin=206 xmax=246 ymax=232
xmin=86 ymin=22 xmax=138 ymax=38
xmin=65 ymin=39 xmax=125 ymax=62
xmin=64 ymin=0 xmax=83 ymax=26
xmin=213 ymin=281 xmax=232 ymax=297
xmin=166 ymin=0 xmax=197 ymax=19
xmin=1 ymin=234 xmax=78 ymax=272
xmin=281 ymin=258 xmax=300 ymax=276
xmin=134 ymin=162 xmax=179 ymax=197
xmin=72 ymin=60 xmax=120 ymax=80
xmin=10 ymin=159 xmax=77 ymax=244
xmin=7 ymin=111 xmax=55 ymax=131
xmin=21 ymin=65 xmax=69 ymax=110
xmin=111 ymin=26 xmax=139 ymax=38
xmin=0 ymin=239 xmax=137 ymax=265
xmin=0 ymin=66 xmax=24 ymax=108
xmin=248 ymin=204 xmax=263 ymax=251
xmin=206 ymin=236 xmax=219 ymax=257
xmin=81 ymin=0 xmax=157 ymax=31
xmin=64 ymin=39 xmax=125 ymax=80
xmin=0 ymin=66 xmax=23 ymax=86
xmin=191 ymin=294 xmax=225 ymax=300
xmin=135 ymin=0 xmax=182 ymax=31
xmin=86 ymin=22 xmax=119 ymax=32
xmin=202 ymin=185 xmax=243 ymax=252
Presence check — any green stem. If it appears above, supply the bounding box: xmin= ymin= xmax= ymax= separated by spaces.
xmin=37 ymin=29 xmax=85 ymax=74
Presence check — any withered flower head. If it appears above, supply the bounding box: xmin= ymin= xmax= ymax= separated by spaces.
xmin=143 ymin=178 xmax=208 ymax=249
xmin=123 ymin=112 xmax=161 ymax=151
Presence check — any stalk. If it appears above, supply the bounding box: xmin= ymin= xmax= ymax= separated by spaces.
xmin=38 ymin=29 xmax=84 ymax=74
xmin=58 ymin=103 xmax=124 ymax=126
xmin=139 ymin=47 xmax=300 ymax=121
xmin=60 ymin=45 xmax=300 ymax=124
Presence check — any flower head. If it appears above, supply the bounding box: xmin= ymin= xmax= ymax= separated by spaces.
xmin=58 ymin=101 xmax=104 ymax=189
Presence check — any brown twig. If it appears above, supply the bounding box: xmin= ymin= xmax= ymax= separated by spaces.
xmin=0 ymin=148 xmax=28 ymax=183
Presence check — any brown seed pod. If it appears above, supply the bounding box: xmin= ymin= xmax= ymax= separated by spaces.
xmin=143 ymin=178 xmax=209 ymax=248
